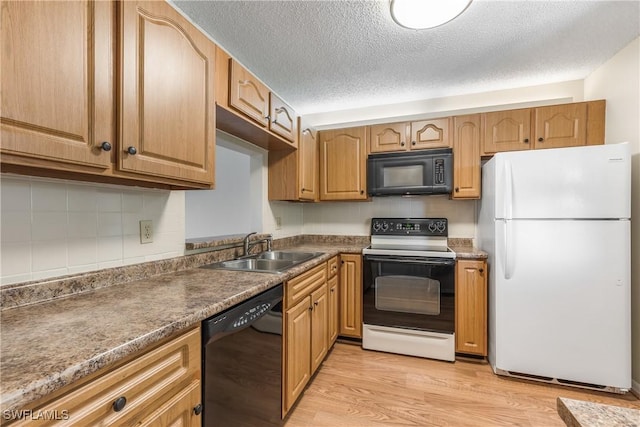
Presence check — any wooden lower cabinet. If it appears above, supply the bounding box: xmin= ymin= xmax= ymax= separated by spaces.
xmin=283 ymin=263 xmax=329 ymax=416
xmin=328 ymin=274 xmax=339 ymax=346
xmin=455 ymin=259 xmax=488 ymax=356
xmin=9 ymin=328 xmax=202 ymax=427
xmin=338 ymin=254 xmax=363 ymax=338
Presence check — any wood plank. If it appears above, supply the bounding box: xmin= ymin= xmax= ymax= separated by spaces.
xmin=285 ymin=343 xmax=639 ymax=426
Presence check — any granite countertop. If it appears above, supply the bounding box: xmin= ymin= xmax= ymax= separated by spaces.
xmin=557 ymin=397 xmax=640 ymax=427
xmin=0 ymin=234 xmax=486 ymax=414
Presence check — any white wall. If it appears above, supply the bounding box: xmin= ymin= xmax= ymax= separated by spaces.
xmin=0 ymin=175 xmax=185 ymax=285
xmin=584 ymin=36 xmax=640 ymax=393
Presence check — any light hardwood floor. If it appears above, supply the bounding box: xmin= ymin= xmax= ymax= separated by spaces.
xmin=285 ymin=343 xmax=639 ymax=426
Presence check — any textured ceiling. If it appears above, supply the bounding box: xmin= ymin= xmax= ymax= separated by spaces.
xmin=171 ymin=0 xmax=640 ymax=115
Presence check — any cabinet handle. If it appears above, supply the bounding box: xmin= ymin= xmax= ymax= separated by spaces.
xmin=455 ymin=187 xmax=460 ymax=192
xmin=523 ymin=138 xmax=529 ymax=143
xmin=100 ymin=141 xmax=112 ymax=152
xmin=193 ymin=403 xmax=203 ymax=416
xmin=113 ymin=396 xmax=127 ymax=412
xmin=538 ymin=137 xmax=544 ymax=142
xmin=126 ymin=146 xmax=137 ymax=155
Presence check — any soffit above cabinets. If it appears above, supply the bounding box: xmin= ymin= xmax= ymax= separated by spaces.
xmin=172 ymin=0 xmax=639 ymax=115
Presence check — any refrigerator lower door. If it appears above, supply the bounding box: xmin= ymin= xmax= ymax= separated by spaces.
xmin=491 ymin=219 xmax=631 ymax=389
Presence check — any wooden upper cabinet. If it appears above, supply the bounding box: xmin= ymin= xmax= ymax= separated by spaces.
xmin=298 ymin=122 xmax=318 ymax=200
xmin=369 ymin=118 xmax=450 ymax=153
xmin=369 ymin=122 xmax=409 ymax=153
xmin=319 ymin=127 xmax=368 ymax=200
xmin=410 ymin=118 xmax=451 ymax=149
xmin=270 ymin=93 xmax=297 ymax=144
xmin=482 ymin=108 xmax=532 ymax=155
xmin=533 ymin=103 xmax=587 ymax=150
xmin=1 ymin=0 xmax=113 ymax=170
xmin=229 ymin=59 xmax=270 ymax=127
xmin=119 ymin=1 xmax=215 ymax=185
xmin=453 ymin=114 xmax=481 ymax=199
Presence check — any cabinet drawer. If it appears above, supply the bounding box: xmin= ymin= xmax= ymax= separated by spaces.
xmin=12 ymin=328 xmax=200 ymax=427
xmin=286 ymin=263 xmax=327 ymax=308
xmin=327 ymin=256 xmax=339 ymax=278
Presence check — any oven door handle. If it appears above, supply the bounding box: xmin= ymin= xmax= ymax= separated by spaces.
xmin=364 ymin=256 xmax=455 ymax=266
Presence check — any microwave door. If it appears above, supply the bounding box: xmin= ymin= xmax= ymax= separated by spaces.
xmin=370 ymin=157 xmax=433 ymax=196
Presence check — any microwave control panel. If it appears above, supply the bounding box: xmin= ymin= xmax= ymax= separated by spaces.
xmin=370 ymin=218 xmax=448 ymax=236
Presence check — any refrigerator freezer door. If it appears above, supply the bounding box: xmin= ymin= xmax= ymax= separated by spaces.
xmin=494 ymin=143 xmax=631 ymax=220
xmin=492 ymin=219 xmax=631 ymax=389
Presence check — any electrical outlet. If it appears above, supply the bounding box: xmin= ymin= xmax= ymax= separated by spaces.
xmin=139 ymin=220 xmax=153 ymax=244
xmin=275 ymin=216 xmax=282 ymax=230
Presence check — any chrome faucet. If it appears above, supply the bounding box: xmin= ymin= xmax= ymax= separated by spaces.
xmin=243 ymin=232 xmax=257 ymax=256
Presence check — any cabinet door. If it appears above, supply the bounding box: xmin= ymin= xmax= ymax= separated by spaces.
xmin=319 ymin=127 xmax=367 ymax=200
xmin=455 ymin=260 xmax=487 ymax=356
xmin=1 ymin=0 xmax=113 ymax=170
xmin=452 ymin=114 xmax=481 ymax=199
xmin=139 ymin=381 xmax=201 ymax=427
xmin=482 ymin=108 xmax=532 ymax=155
xmin=327 ymin=275 xmax=339 ymax=346
xmin=410 ymin=118 xmax=451 ymax=150
xmin=310 ymin=285 xmax=328 ymax=374
xmin=284 ymin=297 xmax=311 ymax=413
xmin=270 ymin=93 xmax=297 ymax=144
xmin=533 ymin=103 xmax=587 ymax=150
xmin=120 ymin=1 xmax=215 ymax=185
xmin=338 ymin=254 xmax=362 ymax=338
xmin=369 ymin=122 xmax=408 ymax=153
xmin=229 ymin=59 xmax=270 ymax=127
xmin=298 ymin=122 xmax=318 ymax=201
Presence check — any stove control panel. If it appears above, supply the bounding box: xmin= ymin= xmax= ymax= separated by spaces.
xmin=370 ymin=218 xmax=448 ymax=236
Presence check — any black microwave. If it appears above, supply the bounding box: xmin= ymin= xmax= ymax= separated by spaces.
xmin=367 ymin=149 xmax=453 ymax=196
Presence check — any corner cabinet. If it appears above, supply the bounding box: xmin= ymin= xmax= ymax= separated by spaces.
xmin=455 ymin=260 xmax=487 ymax=356
xmin=319 ymin=127 xmax=368 ymax=201
xmin=10 ymin=328 xmax=202 ymax=427
xmin=452 ymin=114 xmax=481 ymax=199
xmin=1 ymin=0 xmax=216 ymax=189
xmin=339 ymin=254 xmax=363 ymax=338
xmin=268 ymin=118 xmax=318 ymax=201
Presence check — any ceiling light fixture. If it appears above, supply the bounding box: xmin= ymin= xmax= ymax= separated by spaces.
xmin=390 ymin=0 xmax=473 ymax=30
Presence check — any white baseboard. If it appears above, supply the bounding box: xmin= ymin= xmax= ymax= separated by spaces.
xmin=632 ymin=379 xmax=640 ymax=398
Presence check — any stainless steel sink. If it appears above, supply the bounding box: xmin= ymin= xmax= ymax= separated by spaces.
xmin=201 ymin=251 xmax=324 ymax=273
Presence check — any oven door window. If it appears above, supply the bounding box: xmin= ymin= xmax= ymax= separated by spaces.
xmin=375 ymin=275 xmax=440 ymax=315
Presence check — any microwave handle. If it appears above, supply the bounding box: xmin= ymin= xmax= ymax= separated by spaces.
xmin=364 ymin=256 xmax=455 ymax=266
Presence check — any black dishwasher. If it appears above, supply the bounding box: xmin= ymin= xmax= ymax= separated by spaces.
xmin=202 ymin=284 xmax=283 ymax=427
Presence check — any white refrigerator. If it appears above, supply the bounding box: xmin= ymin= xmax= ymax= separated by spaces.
xmin=477 ymin=142 xmax=631 ymax=392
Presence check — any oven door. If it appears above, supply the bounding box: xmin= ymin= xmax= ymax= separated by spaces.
xmin=363 ymin=255 xmax=455 ymax=334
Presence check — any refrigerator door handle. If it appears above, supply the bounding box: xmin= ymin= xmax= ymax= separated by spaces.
xmin=504 ymin=219 xmax=514 ymax=279
xmin=504 ymin=160 xmax=513 ymax=220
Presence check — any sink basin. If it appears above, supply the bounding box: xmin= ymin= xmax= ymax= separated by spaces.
xmin=201 ymin=251 xmax=324 ymax=274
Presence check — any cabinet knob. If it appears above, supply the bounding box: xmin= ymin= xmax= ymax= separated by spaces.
xmin=273 ymin=119 xmax=278 ymax=124
xmin=360 ymin=190 xmax=364 ymax=195
xmin=455 ymin=187 xmax=460 ymax=192
xmin=479 ymin=268 xmax=484 ymax=273
xmin=412 ymin=141 xmax=416 ymax=146
xmin=100 ymin=141 xmax=112 ymax=152
xmin=331 ymin=288 xmax=335 ymax=293
xmin=538 ymin=137 xmax=544 ymax=142
xmin=126 ymin=146 xmax=137 ymax=155
xmin=523 ymin=138 xmax=529 ymax=143
xmin=400 ymin=142 xmax=405 ymax=146
xmin=341 ymin=260 xmax=344 ymax=264
xmin=193 ymin=404 xmax=203 ymax=416
xmin=264 ymin=115 xmax=270 ymax=120
xmin=314 ymin=300 xmax=319 ymax=306
xmin=308 ymin=306 xmax=313 ymax=311
xmin=113 ymin=396 xmax=127 ymax=412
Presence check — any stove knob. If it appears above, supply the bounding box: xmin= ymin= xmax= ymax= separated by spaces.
xmin=381 ymin=222 xmax=389 ymax=232
xmin=428 ymin=222 xmax=437 ymax=232
xmin=436 ymin=222 xmax=446 ymax=232
xmin=373 ymin=221 xmax=381 ymax=232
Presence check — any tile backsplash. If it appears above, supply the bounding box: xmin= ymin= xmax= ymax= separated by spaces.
xmin=0 ymin=175 xmax=185 ymax=285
